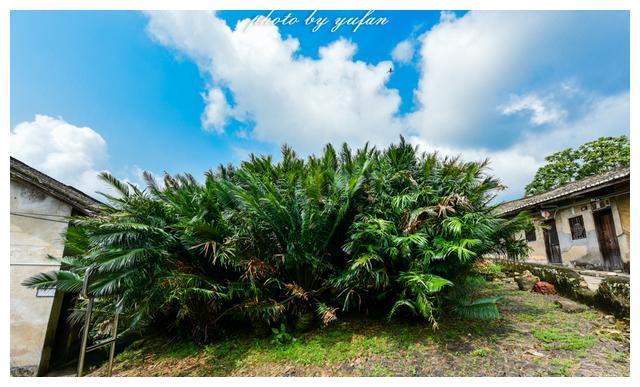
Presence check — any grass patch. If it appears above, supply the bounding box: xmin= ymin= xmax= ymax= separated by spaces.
xmin=575 ymin=350 xmax=587 ymax=359
xmin=161 ymin=341 xmax=201 ymax=359
xmin=470 ymin=347 xmax=494 ymax=357
xmin=532 ymin=328 xmax=596 ymax=350
xmin=607 ymin=351 xmax=626 ymax=363
xmin=369 ymin=365 xmax=393 ymax=377
xmin=549 ymin=359 xmax=574 ymax=376
xmin=244 ymin=329 xmax=397 ymax=366
xmin=195 ymin=320 xmax=436 ymax=374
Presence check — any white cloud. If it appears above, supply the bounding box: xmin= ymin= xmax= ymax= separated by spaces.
xmin=402 ymin=11 xmax=629 ymax=198
xmin=408 ymin=137 xmax=542 ymax=201
xmin=391 ymin=40 xmax=415 ymax=64
xmin=202 ymin=86 xmax=232 ymax=132
xmin=145 ymin=11 xmax=629 ymax=200
xmin=146 ymin=11 xmax=402 ymax=154
xmin=406 ymin=11 xmax=554 ymax=145
xmin=10 ymin=115 xmax=109 ymax=196
xmin=439 ymin=11 xmax=458 ymax=23
xmin=411 ymin=91 xmax=630 ymax=200
xmin=517 ymin=92 xmax=629 ymax=156
xmin=500 ymin=93 xmax=566 ymax=125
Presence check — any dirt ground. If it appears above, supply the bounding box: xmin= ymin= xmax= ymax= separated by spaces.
xmin=88 ymin=279 xmax=630 ymax=377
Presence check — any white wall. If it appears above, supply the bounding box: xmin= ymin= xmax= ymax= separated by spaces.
xmin=10 ymin=179 xmax=72 ymax=375
xmin=554 ymin=203 xmax=602 ymax=267
xmin=522 ymin=194 xmax=630 ymax=271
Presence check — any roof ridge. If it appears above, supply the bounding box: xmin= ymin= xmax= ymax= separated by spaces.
xmin=10 ymin=156 xmax=102 ymax=214
xmin=497 ymin=166 xmax=630 ymax=215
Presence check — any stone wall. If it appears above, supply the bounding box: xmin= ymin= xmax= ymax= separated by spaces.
xmin=10 ymin=179 xmax=72 ymax=376
xmin=593 ymin=276 xmax=630 ymax=319
xmin=499 ymin=260 xmax=629 ymax=318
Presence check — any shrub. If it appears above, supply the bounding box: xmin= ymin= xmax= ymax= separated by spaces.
xmin=271 ymin=323 xmax=293 ymax=346
xmin=23 ymin=138 xmax=530 ymax=342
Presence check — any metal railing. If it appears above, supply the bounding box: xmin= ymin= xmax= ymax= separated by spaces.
xmin=77 ymin=267 xmax=121 ymax=377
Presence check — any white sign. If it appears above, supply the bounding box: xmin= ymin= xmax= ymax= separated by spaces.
xmin=36 ymin=288 xmax=56 ymax=297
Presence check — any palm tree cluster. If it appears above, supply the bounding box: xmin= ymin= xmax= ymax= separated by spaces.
xmin=24 ymin=138 xmax=530 ymax=342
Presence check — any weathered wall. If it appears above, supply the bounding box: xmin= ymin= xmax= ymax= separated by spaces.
xmin=518 ymin=226 xmax=547 ymax=264
xmin=10 ymin=179 xmax=72 ymax=376
xmin=617 ymin=193 xmax=631 ymax=234
xmin=613 ymin=194 xmax=630 ymax=263
xmin=554 ymin=204 xmax=603 ymax=268
xmin=521 ymin=194 xmax=630 ymax=270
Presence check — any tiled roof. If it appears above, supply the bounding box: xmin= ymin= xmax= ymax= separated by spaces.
xmin=497 ymin=167 xmax=630 ymax=215
xmin=10 ymin=157 xmax=101 ymax=215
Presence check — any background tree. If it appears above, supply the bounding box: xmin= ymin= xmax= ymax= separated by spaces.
xmin=524 ymin=135 xmax=630 ymax=196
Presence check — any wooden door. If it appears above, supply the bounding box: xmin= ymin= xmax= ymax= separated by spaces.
xmin=542 ymin=219 xmax=562 ymax=264
xmin=593 ymin=209 xmax=623 ymax=271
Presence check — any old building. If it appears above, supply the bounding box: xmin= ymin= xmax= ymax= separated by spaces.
xmin=497 ymin=168 xmax=630 ymax=273
xmin=10 ymin=157 xmax=100 ymax=376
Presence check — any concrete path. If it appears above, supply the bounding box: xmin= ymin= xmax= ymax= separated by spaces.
xmin=574 ymin=269 xmax=630 ymax=292
xmin=580 ymin=275 xmax=603 ymax=291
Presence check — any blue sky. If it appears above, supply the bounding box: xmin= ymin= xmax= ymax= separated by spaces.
xmin=10 ymin=10 xmax=629 ymax=200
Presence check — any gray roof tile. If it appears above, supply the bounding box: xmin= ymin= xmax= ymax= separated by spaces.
xmin=10 ymin=157 xmax=102 ymax=214
xmin=497 ymin=167 xmax=630 ymax=215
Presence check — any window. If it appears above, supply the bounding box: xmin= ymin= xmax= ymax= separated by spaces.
xmin=569 ymin=215 xmax=586 ymax=240
xmin=525 ymin=228 xmax=536 ymax=242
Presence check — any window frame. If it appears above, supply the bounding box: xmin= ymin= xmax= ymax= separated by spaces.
xmin=568 ymin=215 xmax=587 ymax=240
xmin=525 ymin=227 xmax=537 ymax=242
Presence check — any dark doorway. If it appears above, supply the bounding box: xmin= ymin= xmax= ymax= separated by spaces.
xmin=47 ymin=292 xmax=81 ymax=371
xmin=593 ymin=209 xmax=624 ymax=271
xmin=46 ymin=215 xmax=83 ymax=374
xmin=542 ymin=219 xmax=562 ymax=264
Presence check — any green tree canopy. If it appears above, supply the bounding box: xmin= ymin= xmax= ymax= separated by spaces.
xmin=524 ymin=135 xmax=630 ymax=196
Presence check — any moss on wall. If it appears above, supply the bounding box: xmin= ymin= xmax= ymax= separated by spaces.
xmin=500 ymin=261 xmax=584 ymax=296
xmin=594 ymin=276 xmax=630 ymax=319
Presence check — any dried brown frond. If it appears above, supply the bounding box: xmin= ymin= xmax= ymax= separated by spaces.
xmin=285 ymin=282 xmax=309 ymax=300
xmin=241 ymin=258 xmax=275 ymax=282
xmin=320 ymin=306 xmax=338 ymax=326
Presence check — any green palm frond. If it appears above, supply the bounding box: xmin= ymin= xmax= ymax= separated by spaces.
xmin=22 ymin=270 xmax=83 ymax=293
xmin=22 ymin=137 xmax=530 ymax=340
xmin=456 ymin=297 xmax=502 ymax=320
xmin=397 ymin=271 xmax=453 ymax=294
